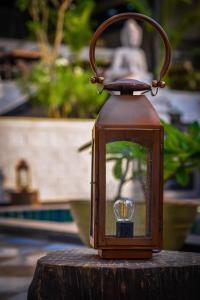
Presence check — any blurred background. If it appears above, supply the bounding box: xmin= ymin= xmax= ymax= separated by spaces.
xmin=0 ymin=0 xmax=200 ymax=299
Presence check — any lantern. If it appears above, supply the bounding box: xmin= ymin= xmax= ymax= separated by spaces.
xmin=16 ymin=159 xmax=31 ymax=192
xmin=89 ymin=13 xmax=171 ymax=259
xmin=11 ymin=159 xmax=39 ymax=205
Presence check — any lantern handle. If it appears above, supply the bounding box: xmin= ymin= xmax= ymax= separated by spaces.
xmin=89 ymin=13 xmax=171 ymax=92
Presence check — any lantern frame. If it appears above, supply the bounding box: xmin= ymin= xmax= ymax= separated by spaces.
xmin=16 ymin=159 xmax=31 ymax=192
xmin=11 ymin=159 xmax=39 ymax=205
xmin=91 ymin=122 xmax=163 ymax=259
xmin=89 ymin=13 xmax=171 ymax=259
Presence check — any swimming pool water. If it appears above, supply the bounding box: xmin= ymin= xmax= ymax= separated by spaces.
xmin=0 ymin=209 xmax=73 ymax=222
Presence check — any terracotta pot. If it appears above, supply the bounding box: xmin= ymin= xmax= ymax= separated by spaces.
xmin=69 ymin=199 xmax=198 ymax=250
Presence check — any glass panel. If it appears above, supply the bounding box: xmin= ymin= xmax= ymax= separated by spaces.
xmin=105 ymin=140 xmax=150 ymax=238
xmin=90 ymin=141 xmax=95 ymax=237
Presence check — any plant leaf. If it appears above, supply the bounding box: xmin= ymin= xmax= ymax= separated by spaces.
xmin=176 ymin=168 xmax=190 ymax=186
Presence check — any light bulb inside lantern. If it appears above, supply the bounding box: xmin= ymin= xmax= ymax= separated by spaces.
xmin=114 ymin=197 xmax=134 ymax=222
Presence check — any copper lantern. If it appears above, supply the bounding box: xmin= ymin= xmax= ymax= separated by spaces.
xmin=11 ymin=159 xmax=39 ymax=205
xmin=89 ymin=13 xmax=171 ymax=259
xmin=16 ymin=159 xmax=31 ymax=192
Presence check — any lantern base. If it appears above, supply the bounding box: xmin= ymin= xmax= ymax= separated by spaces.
xmin=10 ymin=190 xmax=39 ymax=205
xmin=98 ymin=249 xmax=152 ymax=259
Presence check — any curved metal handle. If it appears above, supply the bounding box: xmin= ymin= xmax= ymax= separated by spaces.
xmin=89 ymin=13 xmax=171 ymax=90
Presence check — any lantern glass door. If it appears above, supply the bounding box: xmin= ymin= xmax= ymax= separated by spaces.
xmin=105 ymin=140 xmax=152 ymax=238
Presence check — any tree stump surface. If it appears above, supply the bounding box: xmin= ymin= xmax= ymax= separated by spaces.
xmin=28 ymin=248 xmax=200 ymax=300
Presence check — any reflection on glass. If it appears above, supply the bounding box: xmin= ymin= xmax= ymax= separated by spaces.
xmin=106 ymin=141 xmax=149 ymax=238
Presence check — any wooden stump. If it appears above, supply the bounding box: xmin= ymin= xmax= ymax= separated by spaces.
xmin=28 ymin=248 xmax=200 ymax=300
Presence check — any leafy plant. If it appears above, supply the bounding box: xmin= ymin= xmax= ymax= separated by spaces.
xmin=166 ymin=61 xmax=200 ymax=91
xmin=18 ymin=0 xmax=72 ymax=68
xmin=127 ymin=0 xmax=200 ymax=90
xmin=20 ymin=62 xmax=107 ymax=118
xmin=18 ymin=0 xmax=94 ymax=65
xmin=163 ymin=120 xmax=200 ymax=185
xmin=18 ymin=0 xmax=104 ymax=118
xmin=106 ymin=141 xmax=147 ymax=200
xmin=79 ymin=121 xmax=200 ymax=198
xmin=64 ymin=0 xmax=94 ymax=55
xmin=126 ymin=0 xmax=152 ymax=17
xmin=127 ymin=0 xmax=200 ymax=50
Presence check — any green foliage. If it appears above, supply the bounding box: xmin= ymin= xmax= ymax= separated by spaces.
xmin=17 ymin=0 xmax=103 ymax=118
xmin=17 ymin=0 xmax=56 ymax=41
xmin=20 ymin=61 xmax=107 ymax=118
xmin=166 ymin=62 xmax=200 ymax=91
xmin=80 ymin=121 xmax=200 ymax=187
xmin=162 ymin=121 xmax=200 ymax=185
xmin=127 ymin=1 xmax=200 ymax=90
xmin=126 ymin=0 xmax=200 ymax=50
xmin=108 ymin=121 xmax=200 ymax=187
xmin=17 ymin=0 xmax=94 ymax=54
xmin=106 ymin=141 xmax=147 ymax=187
xmin=126 ymin=0 xmax=151 ymax=16
xmin=17 ymin=0 xmax=28 ymax=11
xmin=161 ymin=0 xmax=200 ymax=49
xmin=106 ymin=141 xmax=146 ymax=162
xmin=64 ymin=0 xmax=94 ymax=53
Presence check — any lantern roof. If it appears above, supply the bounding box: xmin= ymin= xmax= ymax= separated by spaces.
xmin=96 ymin=94 xmax=161 ymax=127
xmin=16 ymin=159 xmax=29 ymax=170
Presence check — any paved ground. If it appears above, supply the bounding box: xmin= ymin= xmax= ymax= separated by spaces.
xmin=0 ymin=233 xmax=83 ymax=300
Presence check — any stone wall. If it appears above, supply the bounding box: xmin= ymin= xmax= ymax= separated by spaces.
xmin=0 ymin=118 xmax=94 ymax=202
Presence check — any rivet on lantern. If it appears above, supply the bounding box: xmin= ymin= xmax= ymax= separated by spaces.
xmin=90 ymin=76 xmax=104 ymax=84
xmin=89 ymin=13 xmax=171 ymax=259
xmin=152 ymin=80 xmax=158 ymax=87
xmin=152 ymin=80 xmax=166 ymax=88
xmin=159 ymin=81 xmax=166 ymax=88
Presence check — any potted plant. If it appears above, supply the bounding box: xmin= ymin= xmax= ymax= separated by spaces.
xmin=70 ymin=121 xmax=200 ymax=249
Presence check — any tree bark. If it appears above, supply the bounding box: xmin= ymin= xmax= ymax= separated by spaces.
xmin=28 ymin=248 xmax=200 ymax=300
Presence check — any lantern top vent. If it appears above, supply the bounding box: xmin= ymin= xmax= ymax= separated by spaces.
xmin=17 ymin=159 xmax=29 ymax=170
xmin=104 ymin=79 xmax=151 ymax=95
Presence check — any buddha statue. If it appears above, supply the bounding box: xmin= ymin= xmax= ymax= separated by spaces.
xmin=106 ymin=19 xmax=151 ymax=83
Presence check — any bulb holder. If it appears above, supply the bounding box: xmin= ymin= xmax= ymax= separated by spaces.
xmin=116 ymin=221 xmax=134 ymax=237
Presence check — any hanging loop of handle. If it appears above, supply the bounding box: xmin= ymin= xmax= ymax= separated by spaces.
xmin=89 ymin=13 xmax=171 ymax=92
